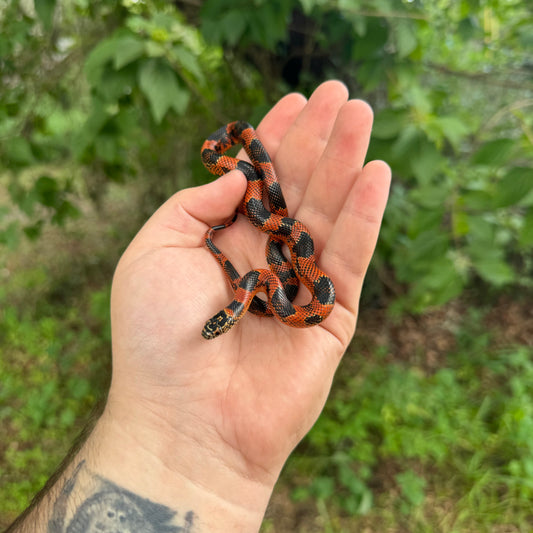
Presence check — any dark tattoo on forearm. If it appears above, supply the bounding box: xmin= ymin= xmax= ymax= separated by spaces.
xmin=47 ymin=461 xmax=195 ymax=532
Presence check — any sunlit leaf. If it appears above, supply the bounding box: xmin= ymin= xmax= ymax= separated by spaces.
xmin=433 ymin=116 xmax=470 ymax=150
xmin=471 ymin=139 xmax=515 ymax=166
xmin=113 ymin=36 xmax=146 ymax=69
xmin=34 ymin=0 xmax=56 ymax=30
xmin=493 ymin=167 xmax=533 ymax=208
xmin=393 ymin=20 xmax=418 ymax=58
xmin=172 ymin=45 xmax=205 ymax=84
xmin=472 ymin=255 xmax=515 ymax=286
xmin=396 ymin=469 xmax=426 ymax=506
xmin=138 ymin=59 xmax=190 ymax=123
xmin=469 ymin=245 xmax=515 ymax=286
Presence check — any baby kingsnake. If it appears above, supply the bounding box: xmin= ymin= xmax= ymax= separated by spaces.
xmin=201 ymin=121 xmax=335 ymax=339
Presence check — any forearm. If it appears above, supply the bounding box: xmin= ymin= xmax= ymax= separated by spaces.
xmin=6 ymin=408 xmax=274 ymax=533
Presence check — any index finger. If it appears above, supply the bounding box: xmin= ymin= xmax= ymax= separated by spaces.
xmin=235 ymin=91 xmax=308 ymax=164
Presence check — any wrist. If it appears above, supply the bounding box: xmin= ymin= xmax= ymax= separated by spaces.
xmin=82 ymin=399 xmax=275 ymax=532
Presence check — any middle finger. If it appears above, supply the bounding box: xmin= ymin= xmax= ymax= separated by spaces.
xmin=273 ymin=80 xmax=349 ymax=212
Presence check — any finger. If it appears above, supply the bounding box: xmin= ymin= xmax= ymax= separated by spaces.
xmin=296 ymin=99 xmax=374 ymax=251
xmin=273 ymin=80 xmax=349 ymax=209
xmin=235 ymin=91 xmax=308 ymax=164
xmin=255 ymin=91 xmax=308 ymax=155
xmin=322 ymin=160 xmax=391 ymax=317
xmin=130 ymin=170 xmax=248 ymax=251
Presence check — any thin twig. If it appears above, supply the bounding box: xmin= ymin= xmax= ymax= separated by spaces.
xmin=426 ymin=62 xmax=533 ymax=91
xmin=338 ymin=8 xmax=428 ymax=20
xmin=484 ymin=99 xmax=533 ymax=130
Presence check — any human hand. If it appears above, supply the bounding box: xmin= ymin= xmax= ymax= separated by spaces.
xmin=102 ymin=80 xmax=390 ymax=525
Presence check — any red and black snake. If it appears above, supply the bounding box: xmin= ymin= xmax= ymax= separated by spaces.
xmin=200 ymin=121 xmax=335 ymax=339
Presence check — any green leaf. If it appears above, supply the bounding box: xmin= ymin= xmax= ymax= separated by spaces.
xmin=356 ymin=59 xmax=388 ymax=91
xmin=172 ymin=45 xmax=205 ymax=84
xmin=4 ymin=137 xmax=34 ymax=167
xmin=409 ymin=182 xmax=450 ymax=208
xmin=393 ymin=20 xmax=418 ymax=59
xmin=394 ymin=229 xmax=450 ymax=282
xmin=34 ymin=0 xmax=56 ymax=30
xmin=472 ymin=254 xmax=514 ymax=286
xmin=372 ymin=108 xmax=408 ymax=140
xmin=310 ymin=476 xmax=335 ymax=499
xmin=33 ymin=176 xmax=60 ymax=207
xmin=396 ymin=469 xmax=426 ymax=506
xmin=391 ymin=124 xmax=423 ymax=162
xmin=23 ymin=220 xmax=44 ymax=241
xmin=518 ymin=209 xmax=533 ymax=248
xmin=493 ymin=167 xmax=533 ymax=208
xmin=138 ymin=59 xmax=190 ymax=123
xmin=84 ymin=39 xmax=120 ymax=86
xmin=97 ymin=66 xmax=136 ymax=101
xmin=339 ymin=464 xmax=367 ymax=497
xmin=408 ymin=208 xmax=447 ymax=240
xmin=469 ymin=245 xmax=514 ymax=286
xmin=73 ymin=98 xmax=110 ymax=158
xmin=352 ymin=18 xmax=388 ymax=61
xmin=9 ymin=181 xmax=36 ymax=216
xmin=432 ymin=116 xmax=470 ymax=150
xmin=457 ymin=16 xmax=479 ymax=40
xmin=112 ymin=36 xmax=146 ymax=69
xmin=465 ymin=213 xmax=496 ymax=245
xmin=471 ymin=138 xmax=515 ymax=166
xmin=299 ymin=0 xmax=316 ymax=15
xmin=145 ymin=41 xmax=167 ymax=58
xmin=220 ymin=11 xmax=248 ymax=47
xmin=410 ymin=141 xmax=445 ymax=184
xmin=52 ymin=200 xmax=80 ymax=225
xmin=1 ymin=221 xmax=21 ymax=249
xmin=453 ymin=210 xmax=470 ymax=237
xmin=94 ymin=134 xmax=120 ymax=163
xmin=406 ymin=256 xmax=465 ymax=311
xmin=461 ymin=190 xmax=494 ymax=211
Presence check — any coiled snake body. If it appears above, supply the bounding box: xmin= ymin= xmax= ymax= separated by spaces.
xmin=201 ymin=121 xmax=335 ymax=339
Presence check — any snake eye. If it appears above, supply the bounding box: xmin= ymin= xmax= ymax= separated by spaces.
xmin=201 ymin=311 xmax=235 ymax=340
xmin=201 ymin=322 xmax=219 ymax=340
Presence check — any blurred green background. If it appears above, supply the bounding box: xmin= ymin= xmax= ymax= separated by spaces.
xmin=1 ymin=0 xmax=532 ymax=530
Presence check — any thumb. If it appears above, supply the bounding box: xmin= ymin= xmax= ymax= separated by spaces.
xmin=130 ymin=170 xmax=247 ymax=251
xmin=177 ymin=169 xmax=248 ymax=227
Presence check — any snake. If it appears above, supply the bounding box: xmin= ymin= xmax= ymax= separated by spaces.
xmin=200 ymin=121 xmax=335 ymax=340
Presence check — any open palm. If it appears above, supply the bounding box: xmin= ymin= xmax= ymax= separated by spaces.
xmin=107 ymin=81 xmax=390 ymax=489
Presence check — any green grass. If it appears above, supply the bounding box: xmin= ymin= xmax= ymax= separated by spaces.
xmin=0 ymin=206 xmax=117 ymax=527
xmin=282 ymin=309 xmax=533 ymax=531
xmin=0 ymin=279 xmax=110 ymax=523
xmin=1 ymin=198 xmax=532 ymax=531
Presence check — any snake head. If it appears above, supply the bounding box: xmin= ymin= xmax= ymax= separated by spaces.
xmin=201 ymin=310 xmax=235 ymax=340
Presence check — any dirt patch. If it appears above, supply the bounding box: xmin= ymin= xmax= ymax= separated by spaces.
xmin=353 ymin=303 xmax=461 ymax=370
xmin=484 ymin=294 xmax=533 ymax=348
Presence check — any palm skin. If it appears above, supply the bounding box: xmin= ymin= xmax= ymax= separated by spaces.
xmin=106 ymin=80 xmax=391 ymax=499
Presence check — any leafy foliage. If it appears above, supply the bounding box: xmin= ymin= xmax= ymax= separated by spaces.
xmin=0 ymin=0 xmax=260 ymax=244
xmin=1 ymin=0 xmax=532 ymax=309
xmin=1 ymin=0 xmax=533 ymax=528
xmin=290 ymin=322 xmax=533 ymax=528
xmin=0 ymin=271 xmax=109 ymax=516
